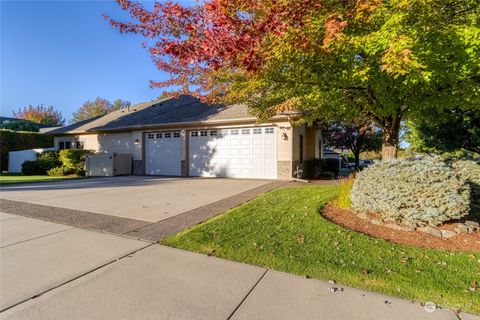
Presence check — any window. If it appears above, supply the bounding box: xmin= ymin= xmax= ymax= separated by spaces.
xmin=75 ymin=140 xmax=85 ymax=149
xmin=59 ymin=141 xmax=65 ymax=150
xmin=241 ymin=129 xmax=250 ymax=135
xmin=148 ymin=133 xmax=155 ymax=139
xmin=299 ymin=134 xmax=304 ymax=164
xmin=191 ymin=131 xmax=198 ymax=137
xmin=164 ymin=132 xmax=171 ymax=138
xmin=200 ymin=131 xmax=208 ymax=136
xmin=231 ymin=129 xmax=239 ymax=135
xmin=210 ymin=130 xmax=218 ymax=136
xmin=265 ymin=127 xmax=274 ymax=134
xmin=156 ymin=133 xmax=162 ymax=139
xmin=173 ymin=132 xmax=180 ymax=138
xmin=219 ymin=130 xmax=228 ymax=136
xmin=253 ymin=128 xmax=262 ymax=135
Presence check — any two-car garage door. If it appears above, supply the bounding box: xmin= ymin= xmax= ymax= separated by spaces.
xmin=189 ymin=127 xmax=276 ymax=179
xmin=145 ymin=127 xmax=277 ymax=179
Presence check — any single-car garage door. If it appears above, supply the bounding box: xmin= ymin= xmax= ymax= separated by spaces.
xmin=189 ymin=127 xmax=277 ymax=179
xmin=145 ymin=131 xmax=182 ymax=175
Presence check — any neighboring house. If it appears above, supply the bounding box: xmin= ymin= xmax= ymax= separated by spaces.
xmin=49 ymin=95 xmax=324 ymax=180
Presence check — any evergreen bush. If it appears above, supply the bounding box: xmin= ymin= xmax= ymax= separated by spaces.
xmin=59 ymin=149 xmax=94 ymax=175
xmin=452 ymin=160 xmax=480 ymax=217
xmin=350 ymin=157 xmax=470 ymax=226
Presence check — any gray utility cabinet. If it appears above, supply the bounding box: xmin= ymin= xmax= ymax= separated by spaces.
xmin=85 ymin=153 xmax=132 ymax=177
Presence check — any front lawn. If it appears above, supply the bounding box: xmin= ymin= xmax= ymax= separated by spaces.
xmin=0 ymin=173 xmax=80 ymax=185
xmin=163 ymin=186 xmax=480 ymax=314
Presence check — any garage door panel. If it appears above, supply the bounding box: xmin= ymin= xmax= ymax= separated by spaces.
xmin=145 ymin=132 xmax=182 ymax=176
xmin=189 ymin=127 xmax=277 ymax=179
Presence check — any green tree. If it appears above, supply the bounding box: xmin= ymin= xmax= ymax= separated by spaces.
xmin=108 ymin=0 xmax=480 ymax=160
xmin=406 ymin=109 xmax=480 ymax=155
xmin=71 ymin=98 xmax=131 ymax=123
xmin=12 ymin=105 xmax=64 ymax=126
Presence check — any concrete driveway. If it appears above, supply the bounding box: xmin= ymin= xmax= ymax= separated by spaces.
xmin=0 ymin=176 xmax=271 ymax=222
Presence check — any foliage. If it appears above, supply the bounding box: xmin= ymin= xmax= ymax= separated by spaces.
xmin=303 ymin=158 xmax=340 ymax=179
xmin=21 ymin=158 xmax=57 ymax=175
xmin=107 ymin=0 xmax=480 ymax=160
xmin=37 ymin=150 xmax=61 ymax=166
xmin=58 ymin=149 xmax=94 ymax=175
xmin=47 ymin=166 xmax=71 ymax=177
xmin=0 ymin=119 xmax=39 ymax=132
xmin=452 ymin=160 xmax=480 ymax=218
xmin=336 ymin=176 xmax=354 ymax=209
xmin=406 ymin=110 xmax=480 ymax=155
xmin=350 ymin=157 xmax=470 ymax=226
xmin=71 ymin=97 xmax=131 ymax=123
xmin=325 ymin=119 xmax=382 ymax=168
xmin=0 ymin=129 xmax=53 ymax=171
xmin=164 ymin=187 xmax=480 ymax=314
xmin=12 ymin=105 xmax=64 ymax=126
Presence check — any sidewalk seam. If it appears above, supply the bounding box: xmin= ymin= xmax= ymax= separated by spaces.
xmin=226 ymin=269 xmax=269 ymax=320
xmin=0 ymin=228 xmax=72 ymax=249
xmin=0 ymin=243 xmax=155 ymax=314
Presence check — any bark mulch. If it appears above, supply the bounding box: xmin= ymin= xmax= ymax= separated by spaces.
xmin=322 ymin=204 xmax=480 ymax=252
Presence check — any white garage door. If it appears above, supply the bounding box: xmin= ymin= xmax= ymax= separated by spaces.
xmin=189 ymin=127 xmax=277 ymax=179
xmin=145 ymin=131 xmax=182 ymax=176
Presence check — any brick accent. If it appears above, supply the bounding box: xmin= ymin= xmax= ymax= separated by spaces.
xmin=132 ymin=160 xmax=144 ymax=175
xmin=277 ymin=161 xmax=292 ymax=180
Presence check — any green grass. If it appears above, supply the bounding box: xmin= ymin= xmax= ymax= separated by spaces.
xmin=0 ymin=173 xmax=80 ymax=185
xmin=163 ymin=186 xmax=480 ymax=314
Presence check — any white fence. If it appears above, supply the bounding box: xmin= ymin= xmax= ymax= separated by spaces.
xmin=85 ymin=153 xmax=132 ymax=177
xmin=8 ymin=148 xmax=54 ymax=173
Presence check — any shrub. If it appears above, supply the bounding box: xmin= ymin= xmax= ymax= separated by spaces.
xmin=350 ymin=157 xmax=470 ymax=227
xmin=21 ymin=158 xmax=57 ymax=175
xmin=336 ymin=175 xmax=354 ymax=209
xmin=302 ymin=158 xmax=340 ymax=179
xmin=452 ymin=160 xmax=480 ymax=217
xmin=0 ymin=129 xmax=53 ymax=171
xmin=59 ymin=149 xmax=94 ymax=175
xmin=47 ymin=166 xmax=71 ymax=177
xmin=37 ymin=150 xmax=61 ymax=166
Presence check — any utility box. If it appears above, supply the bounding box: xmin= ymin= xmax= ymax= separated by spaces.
xmin=85 ymin=153 xmax=132 ymax=177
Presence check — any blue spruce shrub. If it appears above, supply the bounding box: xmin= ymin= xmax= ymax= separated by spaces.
xmin=452 ymin=160 xmax=480 ymax=217
xmin=350 ymin=157 xmax=470 ymax=226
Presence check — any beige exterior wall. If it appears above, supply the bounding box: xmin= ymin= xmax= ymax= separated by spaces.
xmin=97 ymin=132 xmax=134 ymax=156
xmin=54 ymin=134 xmax=99 ymax=151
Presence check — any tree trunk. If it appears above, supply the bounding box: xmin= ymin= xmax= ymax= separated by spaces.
xmin=354 ymin=150 xmax=360 ymax=169
xmin=381 ymin=115 xmax=401 ymax=161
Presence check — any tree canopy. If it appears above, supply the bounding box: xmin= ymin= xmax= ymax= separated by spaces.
xmin=71 ymin=97 xmax=131 ymax=123
xmin=406 ymin=109 xmax=480 ymax=155
xmin=12 ymin=105 xmax=64 ymax=126
xmin=107 ymin=0 xmax=480 ymax=160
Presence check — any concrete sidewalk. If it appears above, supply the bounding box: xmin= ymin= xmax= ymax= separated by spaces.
xmin=1 ymin=213 xmax=478 ymax=320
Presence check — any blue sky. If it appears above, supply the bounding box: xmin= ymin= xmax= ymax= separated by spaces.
xmin=1 ymin=0 xmax=188 ymax=121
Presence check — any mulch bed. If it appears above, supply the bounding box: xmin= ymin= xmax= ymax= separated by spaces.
xmin=322 ymin=204 xmax=480 ymax=252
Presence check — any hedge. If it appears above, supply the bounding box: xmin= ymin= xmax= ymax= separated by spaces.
xmin=0 ymin=129 xmax=54 ymax=171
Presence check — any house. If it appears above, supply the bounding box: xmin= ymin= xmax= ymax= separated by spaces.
xmin=49 ymin=95 xmax=324 ymax=180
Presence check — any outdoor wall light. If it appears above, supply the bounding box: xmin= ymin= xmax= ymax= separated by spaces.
xmin=280 ymin=126 xmax=290 ymax=140
xmin=134 ymin=139 xmax=140 ymax=144
xmin=281 ymin=132 xmax=289 ymax=140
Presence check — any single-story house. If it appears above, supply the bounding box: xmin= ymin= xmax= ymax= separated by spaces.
xmin=49 ymin=95 xmax=326 ymax=180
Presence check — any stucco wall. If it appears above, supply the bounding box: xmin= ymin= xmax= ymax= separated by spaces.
xmin=54 ymin=134 xmax=99 ymax=151
xmin=97 ymin=132 xmax=134 ymax=156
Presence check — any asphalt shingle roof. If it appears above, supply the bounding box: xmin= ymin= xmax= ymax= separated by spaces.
xmin=49 ymin=95 xmax=255 ymax=135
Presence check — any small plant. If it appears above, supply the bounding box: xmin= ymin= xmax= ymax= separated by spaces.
xmin=21 ymin=158 xmax=57 ymax=175
xmin=59 ymin=149 xmax=94 ymax=175
xmin=336 ymin=175 xmax=354 ymax=209
xmin=350 ymin=157 xmax=470 ymax=226
xmin=47 ymin=166 xmax=71 ymax=177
